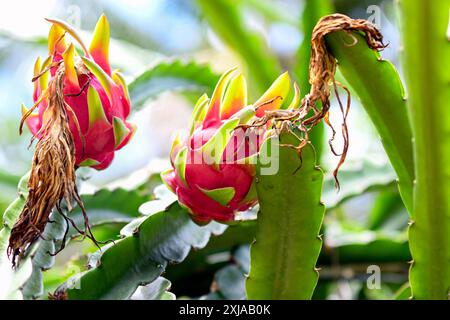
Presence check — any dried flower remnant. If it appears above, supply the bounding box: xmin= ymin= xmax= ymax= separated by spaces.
xmin=248 ymin=14 xmax=387 ymax=187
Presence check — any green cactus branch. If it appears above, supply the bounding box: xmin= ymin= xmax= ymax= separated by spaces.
xmin=67 ymin=188 xmax=148 ymax=238
xmin=401 ymin=0 xmax=450 ymax=299
xmin=196 ymin=0 xmax=282 ymax=96
xmin=20 ymin=211 xmax=66 ymax=300
xmin=0 ymin=171 xmax=150 ymax=299
xmin=0 ymin=173 xmax=30 ymax=299
xmin=246 ymin=131 xmax=325 ymax=299
xmin=324 ymin=31 xmax=414 ymax=214
xmin=56 ymin=201 xmax=225 ymax=300
xmin=22 ymin=187 xmax=148 ymax=299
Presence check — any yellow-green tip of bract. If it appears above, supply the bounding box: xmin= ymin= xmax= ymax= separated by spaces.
xmin=81 ymin=56 xmax=114 ymax=102
xmin=220 ymin=73 xmax=247 ymax=120
xmin=87 ymin=85 xmax=108 ymax=126
xmin=89 ymin=14 xmax=111 ymax=74
xmin=61 ymin=44 xmax=79 ymax=88
xmin=203 ymin=67 xmax=238 ymax=124
xmin=288 ymin=82 xmax=301 ymax=109
xmin=46 ymin=17 xmax=89 ymax=55
xmin=254 ymin=71 xmax=291 ymax=117
xmin=47 ymin=23 xmax=66 ymax=55
xmin=113 ymin=117 xmax=131 ymax=148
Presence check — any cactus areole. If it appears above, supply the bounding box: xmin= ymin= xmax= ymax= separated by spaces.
xmin=8 ymin=15 xmax=134 ymax=266
xmin=162 ymin=69 xmax=293 ymax=223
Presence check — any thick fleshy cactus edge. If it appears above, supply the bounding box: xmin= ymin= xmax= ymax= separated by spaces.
xmin=162 ymin=69 xmax=295 ymax=223
xmin=22 ymin=14 xmax=135 ymax=170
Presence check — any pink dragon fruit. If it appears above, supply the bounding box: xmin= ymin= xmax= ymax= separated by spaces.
xmin=22 ymin=14 xmax=134 ymax=170
xmin=9 ymin=15 xmax=135 ymax=265
xmin=162 ymin=69 xmax=292 ymax=223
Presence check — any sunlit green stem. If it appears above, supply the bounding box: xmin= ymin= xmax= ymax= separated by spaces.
xmin=325 ymin=31 xmax=414 ymax=214
xmin=401 ymin=0 xmax=450 ymax=299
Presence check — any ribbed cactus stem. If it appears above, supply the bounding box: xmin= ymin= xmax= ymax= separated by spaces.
xmin=401 ymin=0 xmax=450 ymax=299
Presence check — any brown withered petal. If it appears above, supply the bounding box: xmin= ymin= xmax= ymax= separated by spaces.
xmin=243 ymin=14 xmax=386 ymax=189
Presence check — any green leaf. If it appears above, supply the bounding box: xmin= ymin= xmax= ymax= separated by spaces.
xmin=128 ymin=60 xmax=220 ymax=111
xmin=246 ymin=132 xmax=325 ymax=299
xmin=325 ymin=31 xmax=414 ymax=215
xmin=401 ymin=0 xmax=450 ymax=300
xmin=56 ymin=202 xmax=226 ymax=299
xmin=196 ymin=0 xmax=281 ymax=96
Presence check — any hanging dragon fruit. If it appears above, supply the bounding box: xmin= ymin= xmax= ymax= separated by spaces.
xmin=162 ymin=69 xmax=293 ymax=223
xmin=8 ymin=15 xmax=134 ymax=265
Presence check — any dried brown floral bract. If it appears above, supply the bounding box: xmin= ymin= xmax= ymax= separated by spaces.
xmin=247 ymin=14 xmax=387 ymax=187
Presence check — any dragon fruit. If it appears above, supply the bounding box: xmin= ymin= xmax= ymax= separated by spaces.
xmin=162 ymin=69 xmax=292 ymax=223
xmin=22 ymin=14 xmax=134 ymax=170
xmin=8 ymin=15 xmax=134 ymax=265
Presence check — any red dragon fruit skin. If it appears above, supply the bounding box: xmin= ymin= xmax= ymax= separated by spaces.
xmin=162 ymin=69 xmax=292 ymax=223
xmin=22 ymin=15 xmax=135 ymax=170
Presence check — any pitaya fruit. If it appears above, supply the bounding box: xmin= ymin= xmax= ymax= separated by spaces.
xmin=22 ymin=14 xmax=135 ymax=170
xmin=162 ymin=69 xmax=292 ymax=223
xmin=9 ymin=15 xmax=134 ymax=265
